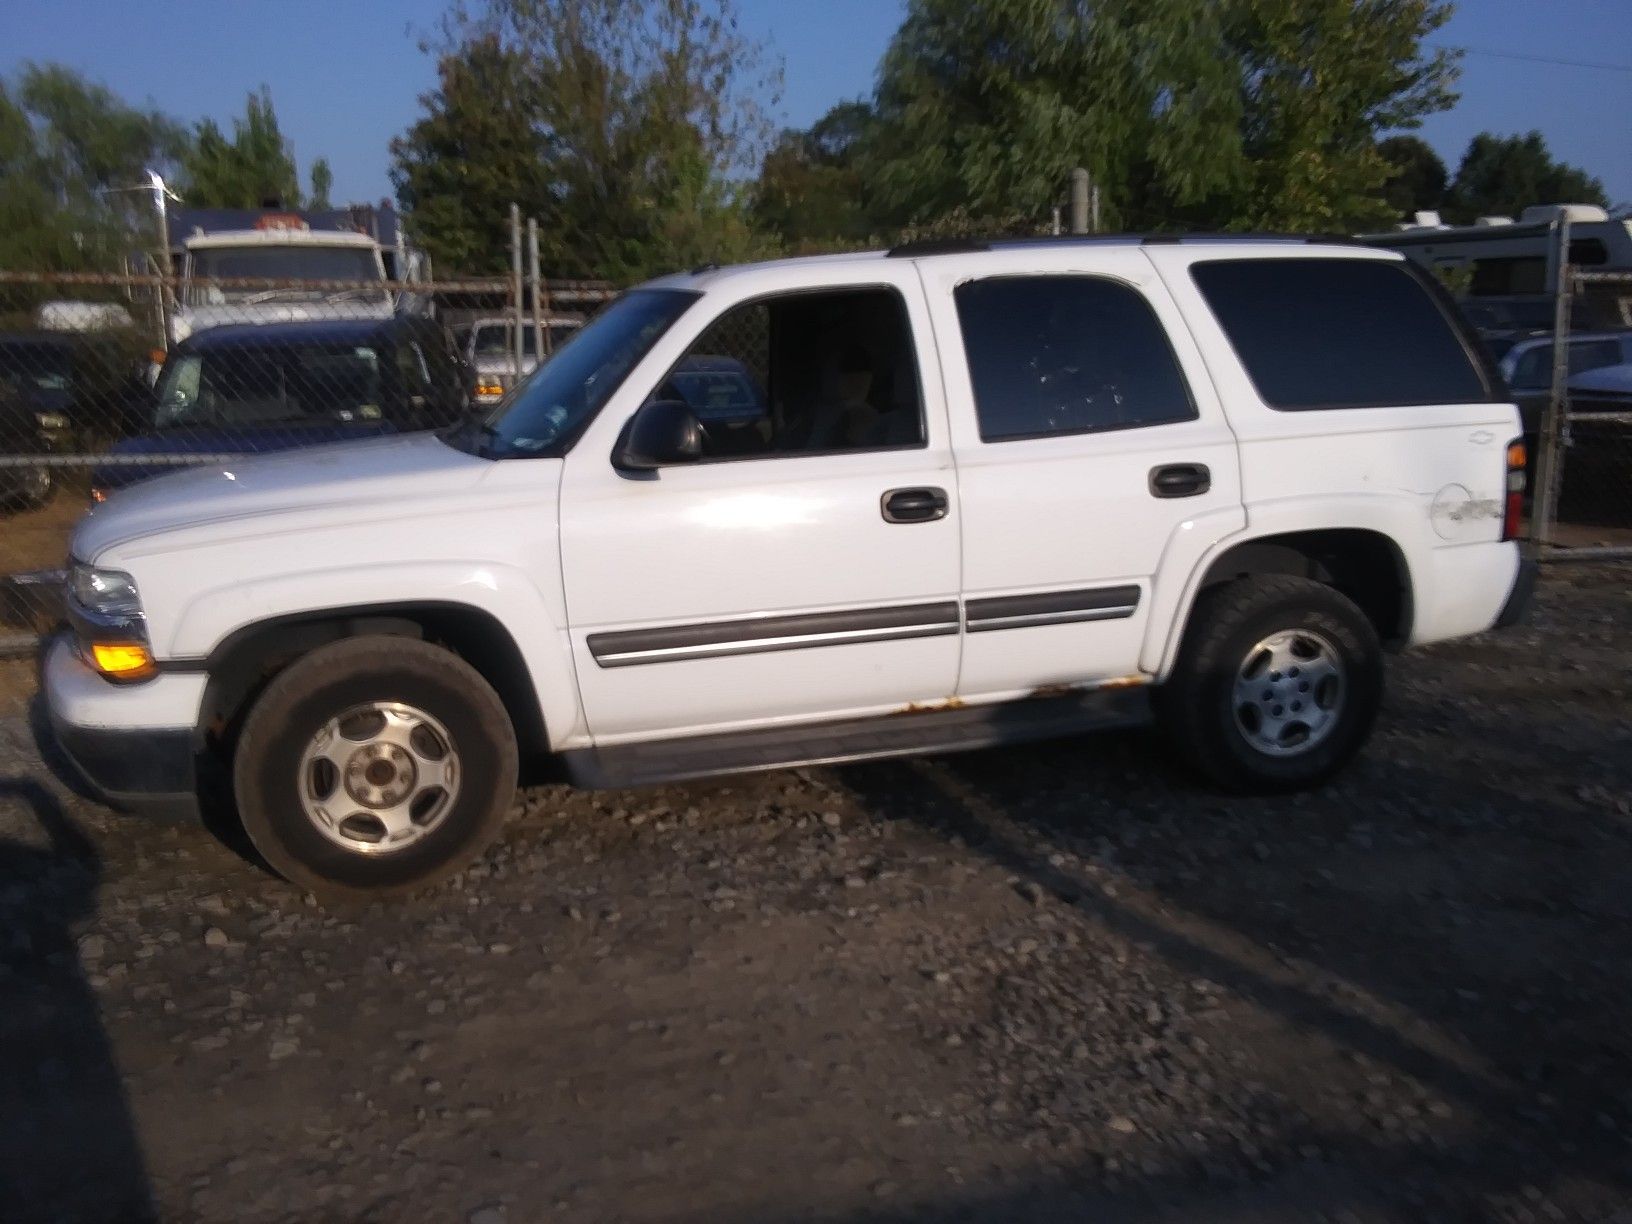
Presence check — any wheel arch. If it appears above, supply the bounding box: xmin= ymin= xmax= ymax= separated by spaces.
xmin=1152 ymin=526 xmax=1415 ymax=679
xmin=197 ymin=601 xmax=553 ymax=775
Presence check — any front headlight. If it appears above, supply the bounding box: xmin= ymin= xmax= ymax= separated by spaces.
xmin=69 ymin=564 xmax=144 ymax=619
xmin=68 ymin=563 xmax=154 ymax=680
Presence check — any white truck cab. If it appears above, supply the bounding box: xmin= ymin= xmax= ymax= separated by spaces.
xmin=45 ymin=237 xmax=1534 ymax=898
xmin=173 ymin=226 xmax=394 ymax=346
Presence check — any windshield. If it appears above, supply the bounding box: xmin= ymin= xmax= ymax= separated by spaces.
xmin=472 ymin=322 xmax=581 ymax=359
xmin=0 ymin=342 xmax=71 ymax=392
xmin=155 ymin=342 xmax=393 ymax=428
xmin=188 ymin=246 xmax=387 ymax=305
xmin=461 ymin=289 xmax=697 ymax=458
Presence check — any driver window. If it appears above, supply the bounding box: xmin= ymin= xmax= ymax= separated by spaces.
xmin=647 ymin=286 xmax=926 ymax=460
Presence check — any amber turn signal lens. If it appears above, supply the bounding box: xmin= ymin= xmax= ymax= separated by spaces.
xmin=1506 ymin=441 xmax=1527 ymax=472
xmin=90 ymin=642 xmax=156 ymax=679
xmin=476 ymin=382 xmax=505 ymax=398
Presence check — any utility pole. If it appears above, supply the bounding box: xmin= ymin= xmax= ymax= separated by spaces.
xmin=1070 ymin=168 xmax=1091 ymax=236
xmin=510 ymin=203 xmax=524 ymax=385
xmin=527 ymin=217 xmax=544 ymax=362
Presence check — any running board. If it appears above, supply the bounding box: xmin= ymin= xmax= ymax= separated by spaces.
xmin=560 ymin=687 xmax=1152 ymax=789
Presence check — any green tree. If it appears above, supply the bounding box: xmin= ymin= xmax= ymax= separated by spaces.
xmin=390 ymin=35 xmax=555 ymax=274
xmin=394 ymin=0 xmax=781 ymax=281
xmin=1444 ymin=131 xmax=1608 ymax=223
xmin=1378 ymin=134 xmax=1448 ymax=220
xmin=181 ymin=87 xmax=302 ymax=209
xmin=309 ymin=157 xmax=333 ymax=211
xmin=752 ymin=101 xmax=881 ymax=249
xmin=0 ymin=64 xmax=187 ymax=271
xmin=849 ymin=0 xmax=1457 ymax=238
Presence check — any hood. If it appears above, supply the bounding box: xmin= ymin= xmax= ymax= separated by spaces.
xmin=95 ymin=420 xmax=399 ymax=491
xmin=74 ymin=431 xmax=492 ymax=561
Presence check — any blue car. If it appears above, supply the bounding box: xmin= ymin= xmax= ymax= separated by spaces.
xmin=93 ymin=317 xmax=472 ymax=497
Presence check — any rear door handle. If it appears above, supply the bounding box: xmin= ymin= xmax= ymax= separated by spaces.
xmin=1148 ymin=463 xmax=1211 ymax=499
xmin=881 ymin=486 xmax=949 ymax=524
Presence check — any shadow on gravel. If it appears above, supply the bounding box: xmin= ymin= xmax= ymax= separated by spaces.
xmin=835 ymin=722 xmax=1632 ymax=1219
xmin=0 ymin=778 xmax=155 ymax=1224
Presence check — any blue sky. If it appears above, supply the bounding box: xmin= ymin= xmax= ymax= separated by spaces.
xmin=4 ymin=0 xmax=1629 ymax=208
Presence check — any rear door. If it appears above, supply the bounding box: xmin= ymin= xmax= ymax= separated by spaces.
xmin=918 ymin=249 xmax=1244 ymax=699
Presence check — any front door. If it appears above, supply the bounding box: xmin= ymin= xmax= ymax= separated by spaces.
xmin=559 ymin=270 xmax=962 ymax=742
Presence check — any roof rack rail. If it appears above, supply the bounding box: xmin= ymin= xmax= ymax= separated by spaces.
xmin=886 ymin=238 xmax=991 ymax=258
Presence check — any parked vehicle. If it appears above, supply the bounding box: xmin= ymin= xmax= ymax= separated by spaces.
xmin=0 ymin=330 xmax=149 ymax=447
xmin=45 ymin=237 xmax=1533 ymax=898
xmin=1559 ymin=364 xmax=1632 ymax=506
xmin=173 ymin=226 xmax=396 ymax=347
xmin=0 ymin=380 xmax=56 ymax=511
xmin=91 ymin=317 xmax=473 ymax=497
xmin=1496 ymin=330 xmax=1632 ymax=457
xmin=462 ymin=315 xmax=583 ymax=404
xmin=1360 ymin=203 xmax=1632 ymax=328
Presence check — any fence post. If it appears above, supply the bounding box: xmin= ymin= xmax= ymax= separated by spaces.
xmin=527 ymin=217 xmax=545 ymax=361
xmin=509 ymin=203 xmax=524 ymax=385
xmin=1070 ymin=169 xmax=1090 ymax=236
xmin=1533 ymin=215 xmax=1574 ymax=552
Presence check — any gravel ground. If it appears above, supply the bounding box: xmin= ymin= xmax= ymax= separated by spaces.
xmin=2 ymin=564 xmax=1630 ymax=1223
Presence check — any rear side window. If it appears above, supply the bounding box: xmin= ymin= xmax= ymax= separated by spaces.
xmin=1191 ymin=258 xmax=1492 ymax=410
xmin=955 ymin=276 xmax=1196 ymax=442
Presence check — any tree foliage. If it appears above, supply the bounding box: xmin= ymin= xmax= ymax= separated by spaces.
xmin=391 ymin=36 xmax=554 ymax=274
xmin=1378 ymin=134 xmax=1447 ymax=219
xmin=0 ymin=63 xmax=188 ymax=271
xmin=181 ymin=87 xmax=302 ymax=209
xmin=1444 ymin=131 xmax=1608 ymax=223
xmin=393 ymin=0 xmax=781 ymax=281
xmin=309 ymin=157 xmax=334 ymax=210
xmin=751 ymin=101 xmax=879 ymax=249
xmin=755 ymin=0 xmax=1460 ymax=246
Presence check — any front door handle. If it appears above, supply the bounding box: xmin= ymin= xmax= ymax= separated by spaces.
xmin=1149 ymin=463 xmax=1211 ymax=499
xmin=881 ymin=486 xmax=949 ymax=524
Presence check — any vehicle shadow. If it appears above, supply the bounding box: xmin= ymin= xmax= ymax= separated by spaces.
xmin=0 ymin=777 xmax=155 ymax=1224
xmin=827 ymin=718 xmax=1632 ymax=1219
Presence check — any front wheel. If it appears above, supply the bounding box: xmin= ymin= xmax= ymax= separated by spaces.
xmin=233 ymin=635 xmax=518 ymax=899
xmin=1156 ymin=576 xmax=1383 ymax=793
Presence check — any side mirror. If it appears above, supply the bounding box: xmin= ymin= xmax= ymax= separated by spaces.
xmin=614 ymin=399 xmax=703 ymax=471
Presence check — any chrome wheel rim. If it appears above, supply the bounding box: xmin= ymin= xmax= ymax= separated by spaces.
xmin=1232 ymin=629 xmax=1345 ymax=757
xmin=297 ymin=702 xmax=461 ymax=855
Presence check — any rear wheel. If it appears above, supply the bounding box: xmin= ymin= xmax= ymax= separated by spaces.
xmin=1157 ymin=576 xmax=1383 ymax=792
xmin=233 ymin=635 xmax=518 ymax=899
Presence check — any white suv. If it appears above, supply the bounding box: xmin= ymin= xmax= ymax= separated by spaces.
xmin=45 ymin=238 xmax=1534 ymax=897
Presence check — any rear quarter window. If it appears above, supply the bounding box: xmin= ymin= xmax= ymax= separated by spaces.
xmin=1190 ymin=258 xmax=1494 ymax=411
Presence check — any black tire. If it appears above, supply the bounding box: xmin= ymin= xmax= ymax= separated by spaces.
xmin=233 ymin=635 xmax=518 ymax=899
xmin=17 ymin=463 xmax=54 ymax=511
xmin=1156 ymin=575 xmax=1383 ymax=793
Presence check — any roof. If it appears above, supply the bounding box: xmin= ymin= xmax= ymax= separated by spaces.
xmin=641 ymin=234 xmax=1395 ymax=293
xmin=176 ymin=317 xmax=412 ymax=350
xmin=168 ymin=204 xmax=400 ymax=250
xmin=185 ymin=229 xmax=381 ymax=250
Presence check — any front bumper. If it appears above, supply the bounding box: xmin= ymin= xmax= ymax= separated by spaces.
xmin=1494 ymin=555 xmax=1539 ymax=629
xmin=39 ymin=635 xmax=203 ymax=818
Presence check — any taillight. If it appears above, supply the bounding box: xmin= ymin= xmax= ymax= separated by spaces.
xmin=1502 ymin=438 xmax=1526 ymax=541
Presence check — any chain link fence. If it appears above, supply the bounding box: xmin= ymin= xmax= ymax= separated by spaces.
xmin=0 ymin=270 xmax=614 ymax=654
xmin=1530 ymin=264 xmax=1632 ymax=562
